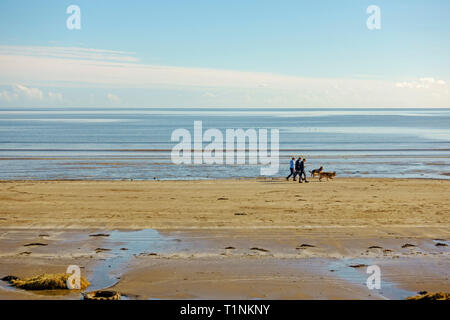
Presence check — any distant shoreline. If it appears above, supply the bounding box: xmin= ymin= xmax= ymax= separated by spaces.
xmin=1 ymin=176 xmax=450 ymax=183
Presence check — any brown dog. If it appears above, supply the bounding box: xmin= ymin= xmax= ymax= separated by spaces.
xmin=309 ymin=166 xmax=323 ymax=178
xmin=319 ymin=171 xmax=336 ymax=181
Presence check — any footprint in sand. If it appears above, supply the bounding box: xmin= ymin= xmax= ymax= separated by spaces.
xmin=139 ymin=252 xmax=158 ymax=256
xmin=349 ymin=264 xmax=367 ymax=268
xmin=89 ymin=233 xmax=110 ymax=237
xmin=250 ymin=247 xmax=270 ymax=252
xmin=23 ymin=243 xmax=47 ymax=247
xmin=296 ymin=244 xmax=316 ymax=249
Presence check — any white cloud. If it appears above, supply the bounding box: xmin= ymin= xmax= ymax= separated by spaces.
xmin=396 ymin=77 xmax=447 ymax=89
xmin=0 ymin=90 xmax=19 ymax=101
xmin=0 ymin=84 xmax=64 ymax=103
xmin=13 ymin=84 xmax=43 ymax=100
xmin=202 ymin=92 xmax=217 ymax=98
xmin=0 ymin=84 xmax=44 ymax=101
xmin=48 ymin=91 xmax=63 ymax=102
xmin=107 ymin=93 xmax=120 ymax=103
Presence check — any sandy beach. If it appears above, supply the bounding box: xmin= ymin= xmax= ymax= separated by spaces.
xmin=0 ymin=178 xmax=449 ymax=299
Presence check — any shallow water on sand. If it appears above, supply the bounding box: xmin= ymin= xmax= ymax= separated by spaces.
xmin=328 ymin=259 xmax=416 ymax=300
xmin=88 ymin=229 xmax=191 ymax=291
xmin=87 ymin=229 xmax=422 ymax=299
xmin=0 ymin=228 xmax=447 ymax=299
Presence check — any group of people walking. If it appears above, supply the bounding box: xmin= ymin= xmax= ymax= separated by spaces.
xmin=286 ymin=157 xmax=308 ymax=183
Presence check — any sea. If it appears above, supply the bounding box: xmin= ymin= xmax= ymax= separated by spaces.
xmin=0 ymin=107 xmax=449 ymax=180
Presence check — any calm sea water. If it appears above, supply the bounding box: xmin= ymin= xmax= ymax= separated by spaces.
xmin=0 ymin=108 xmax=449 ymax=180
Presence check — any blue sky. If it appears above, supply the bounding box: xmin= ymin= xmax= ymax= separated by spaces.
xmin=0 ymin=0 xmax=449 ymax=107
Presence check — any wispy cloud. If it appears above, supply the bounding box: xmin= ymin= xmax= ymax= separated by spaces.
xmin=0 ymin=45 xmax=139 ymax=63
xmin=0 ymin=50 xmax=330 ymax=90
xmin=0 ymin=46 xmax=449 ymax=107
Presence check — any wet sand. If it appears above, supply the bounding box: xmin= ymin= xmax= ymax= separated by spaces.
xmin=0 ymin=178 xmax=449 ymax=299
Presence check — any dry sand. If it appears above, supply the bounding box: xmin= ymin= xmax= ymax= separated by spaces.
xmin=0 ymin=178 xmax=449 ymax=299
xmin=1 ymin=178 xmax=449 ymax=229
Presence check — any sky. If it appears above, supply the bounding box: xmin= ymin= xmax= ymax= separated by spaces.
xmin=0 ymin=0 xmax=449 ymax=108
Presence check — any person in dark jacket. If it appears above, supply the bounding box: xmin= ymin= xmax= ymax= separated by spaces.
xmin=294 ymin=157 xmax=302 ymax=181
xmin=299 ymin=158 xmax=309 ymax=183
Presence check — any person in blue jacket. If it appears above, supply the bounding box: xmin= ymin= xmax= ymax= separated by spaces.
xmin=286 ymin=157 xmax=296 ymax=181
